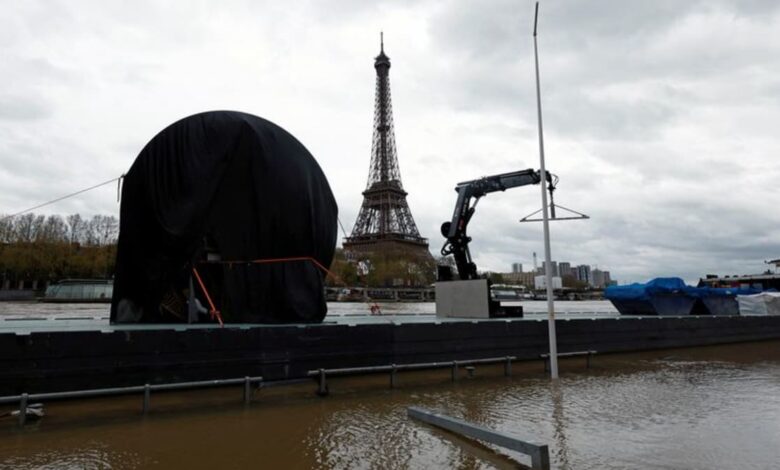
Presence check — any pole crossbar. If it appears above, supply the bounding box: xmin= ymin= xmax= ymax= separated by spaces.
xmin=519 ymin=203 xmax=590 ymax=223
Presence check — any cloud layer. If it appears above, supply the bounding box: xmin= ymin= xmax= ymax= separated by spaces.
xmin=1 ymin=0 xmax=779 ymax=283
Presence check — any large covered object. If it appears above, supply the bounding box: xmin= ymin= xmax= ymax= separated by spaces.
xmin=605 ymin=277 xmax=762 ymax=316
xmin=111 ymin=111 xmax=338 ymax=324
xmin=737 ymin=292 xmax=780 ymax=316
xmin=605 ymin=278 xmax=699 ymax=316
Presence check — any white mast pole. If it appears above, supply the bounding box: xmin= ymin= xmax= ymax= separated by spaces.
xmin=533 ymin=1 xmax=559 ymax=379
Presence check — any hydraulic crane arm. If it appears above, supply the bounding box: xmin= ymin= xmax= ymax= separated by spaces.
xmin=440 ymin=168 xmax=556 ymax=280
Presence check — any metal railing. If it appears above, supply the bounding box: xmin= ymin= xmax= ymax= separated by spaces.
xmin=308 ymin=356 xmax=517 ymax=395
xmin=1 ymin=376 xmax=264 ymax=426
xmin=3 ymin=355 xmax=531 ymax=425
xmin=540 ymin=350 xmax=597 ymax=372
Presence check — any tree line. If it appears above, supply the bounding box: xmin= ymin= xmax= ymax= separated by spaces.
xmin=0 ymin=213 xmax=118 ymax=284
xmin=327 ymin=248 xmax=438 ymax=288
xmin=0 ymin=213 xmax=441 ymax=288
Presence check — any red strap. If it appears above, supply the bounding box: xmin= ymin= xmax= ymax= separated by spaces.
xmin=205 ymin=256 xmax=347 ymax=286
xmin=197 ymin=256 xmax=378 ymax=317
xmin=192 ymin=266 xmax=223 ymax=327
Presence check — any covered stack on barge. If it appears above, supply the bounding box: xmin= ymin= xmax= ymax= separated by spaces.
xmin=111 ymin=111 xmax=338 ymax=325
xmin=605 ymin=277 xmax=764 ymax=316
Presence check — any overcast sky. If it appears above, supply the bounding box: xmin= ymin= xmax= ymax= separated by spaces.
xmin=2 ymin=0 xmax=779 ymax=283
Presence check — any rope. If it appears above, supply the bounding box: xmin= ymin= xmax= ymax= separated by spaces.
xmin=191 ymin=266 xmax=224 ymax=327
xmin=116 ymin=174 xmax=124 ymax=202
xmin=337 ymin=216 xmax=349 ymax=239
xmin=0 ymin=176 xmax=122 ymax=222
xmin=206 ymin=256 xmax=345 ymax=285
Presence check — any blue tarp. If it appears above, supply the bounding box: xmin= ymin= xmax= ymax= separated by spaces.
xmin=605 ymin=278 xmax=763 ymax=301
xmin=605 ymin=277 xmax=687 ymax=301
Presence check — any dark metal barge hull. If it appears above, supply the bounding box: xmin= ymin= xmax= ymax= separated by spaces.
xmin=2 ymin=314 xmax=780 ymax=395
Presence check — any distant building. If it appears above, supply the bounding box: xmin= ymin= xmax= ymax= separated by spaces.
xmin=542 ymin=261 xmax=559 ymax=277
xmin=592 ymin=269 xmax=605 ymax=288
xmin=558 ymin=262 xmax=572 ymax=278
xmin=535 ymin=275 xmax=562 ymax=290
xmin=576 ymin=265 xmax=592 ymax=285
xmin=511 ymin=263 xmax=523 ymax=274
xmin=502 ymin=271 xmax=535 ymax=288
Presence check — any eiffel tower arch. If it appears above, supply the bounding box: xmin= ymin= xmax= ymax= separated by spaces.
xmin=343 ymin=35 xmax=432 ymax=269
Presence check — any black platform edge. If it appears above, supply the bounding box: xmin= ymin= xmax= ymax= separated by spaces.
xmin=2 ymin=316 xmax=780 ymax=394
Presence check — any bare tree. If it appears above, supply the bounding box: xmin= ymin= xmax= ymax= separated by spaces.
xmin=84 ymin=216 xmax=99 ymax=246
xmin=14 ymin=214 xmax=36 ymax=242
xmin=96 ymin=215 xmax=118 ymax=246
xmin=66 ymin=214 xmax=83 ymax=244
xmin=31 ymin=215 xmax=45 ymax=242
xmin=0 ymin=216 xmax=13 ymax=243
xmin=40 ymin=215 xmax=68 ymax=242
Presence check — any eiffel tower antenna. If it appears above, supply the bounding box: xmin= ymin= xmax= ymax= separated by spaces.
xmin=344 ymin=34 xmax=429 ymax=257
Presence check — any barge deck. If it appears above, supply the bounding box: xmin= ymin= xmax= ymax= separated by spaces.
xmin=2 ymin=313 xmax=780 ymax=395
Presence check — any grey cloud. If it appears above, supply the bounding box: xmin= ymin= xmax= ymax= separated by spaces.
xmin=425 ymin=0 xmax=780 ymax=136
xmin=0 ymin=57 xmax=75 ymax=83
xmin=546 ymin=91 xmax=679 ymax=141
xmin=0 ymin=95 xmax=52 ymax=120
xmin=1 ymin=0 xmax=778 ymax=286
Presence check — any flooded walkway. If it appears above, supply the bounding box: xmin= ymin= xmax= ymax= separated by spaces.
xmin=1 ymin=340 xmax=779 ymax=469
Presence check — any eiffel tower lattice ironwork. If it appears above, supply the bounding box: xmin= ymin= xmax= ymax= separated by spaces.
xmin=344 ymin=34 xmax=429 ymax=255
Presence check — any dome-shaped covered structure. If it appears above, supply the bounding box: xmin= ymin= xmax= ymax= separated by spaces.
xmin=111 ymin=111 xmax=338 ymax=324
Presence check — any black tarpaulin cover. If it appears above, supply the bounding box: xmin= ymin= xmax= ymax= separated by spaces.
xmin=110 ymin=111 xmax=338 ymax=324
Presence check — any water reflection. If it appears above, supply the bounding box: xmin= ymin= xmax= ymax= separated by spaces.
xmin=1 ymin=342 xmax=780 ymax=469
xmin=549 ymin=381 xmax=571 ymax=470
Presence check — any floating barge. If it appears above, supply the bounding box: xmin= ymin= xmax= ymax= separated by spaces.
xmin=605 ymin=277 xmax=763 ymax=316
xmin=2 ymin=312 xmax=780 ymax=395
xmin=42 ymin=279 xmax=113 ymax=303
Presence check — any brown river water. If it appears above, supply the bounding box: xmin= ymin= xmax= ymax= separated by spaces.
xmin=0 ymin=302 xmax=779 ymax=469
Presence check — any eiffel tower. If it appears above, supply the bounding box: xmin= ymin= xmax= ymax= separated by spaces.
xmin=343 ymin=34 xmax=430 ymax=258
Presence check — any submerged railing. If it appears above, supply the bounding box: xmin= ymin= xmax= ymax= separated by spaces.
xmin=0 ymin=376 xmax=264 ymax=426
xmin=2 ymin=353 xmax=587 ymax=426
xmin=308 ymin=356 xmax=517 ymax=396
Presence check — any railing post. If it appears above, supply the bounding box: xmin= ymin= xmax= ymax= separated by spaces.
xmin=143 ymin=384 xmax=151 ymax=414
xmin=451 ymin=361 xmax=459 ymax=382
xmin=390 ymin=365 xmax=398 ymax=389
xmin=18 ymin=393 xmax=28 ymax=427
xmin=243 ymin=376 xmax=251 ymax=404
xmin=504 ymin=357 xmax=512 ymax=377
xmin=586 ymin=353 xmax=591 ymax=369
xmin=532 ymin=445 xmax=551 ymax=470
xmin=317 ymin=369 xmax=329 ymax=396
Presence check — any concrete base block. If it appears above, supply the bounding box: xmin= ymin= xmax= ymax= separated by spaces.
xmin=436 ymin=279 xmax=491 ymax=318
